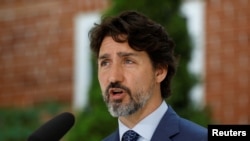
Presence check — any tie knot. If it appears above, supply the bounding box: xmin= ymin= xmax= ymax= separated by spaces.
xmin=122 ymin=130 xmax=139 ymax=141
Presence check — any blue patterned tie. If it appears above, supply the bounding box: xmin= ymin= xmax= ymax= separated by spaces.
xmin=122 ymin=130 xmax=140 ymax=141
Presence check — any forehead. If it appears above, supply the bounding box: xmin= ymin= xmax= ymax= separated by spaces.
xmin=99 ymin=36 xmax=137 ymax=56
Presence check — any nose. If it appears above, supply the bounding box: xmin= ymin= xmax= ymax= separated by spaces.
xmin=108 ymin=63 xmax=124 ymax=83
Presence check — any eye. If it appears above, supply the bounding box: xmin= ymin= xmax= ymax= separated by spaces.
xmin=124 ymin=59 xmax=134 ymax=64
xmin=99 ymin=60 xmax=110 ymax=67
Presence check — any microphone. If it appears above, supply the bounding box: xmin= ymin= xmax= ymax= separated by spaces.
xmin=27 ymin=112 xmax=75 ymax=141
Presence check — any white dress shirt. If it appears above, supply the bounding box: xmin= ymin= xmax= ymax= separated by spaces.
xmin=118 ymin=101 xmax=168 ymax=141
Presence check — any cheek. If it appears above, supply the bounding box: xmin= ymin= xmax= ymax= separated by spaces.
xmin=128 ymin=77 xmax=144 ymax=92
xmin=135 ymin=70 xmax=153 ymax=82
xmin=133 ymin=72 xmax=155 ymax=89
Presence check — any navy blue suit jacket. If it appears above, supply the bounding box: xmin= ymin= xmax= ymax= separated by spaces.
xmin=102 ymin=105 xmax=208 ymax=141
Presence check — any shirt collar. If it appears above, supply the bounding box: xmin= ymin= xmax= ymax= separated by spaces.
xmin=118 ymin=101 xmax=168 ymax=141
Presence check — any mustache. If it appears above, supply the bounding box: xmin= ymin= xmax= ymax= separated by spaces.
xmin=105 ymin=82 xmax=131 ymax=96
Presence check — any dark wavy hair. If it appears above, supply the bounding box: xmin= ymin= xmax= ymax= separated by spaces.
xmin=89 ymin=10 xmax=177 ymax=99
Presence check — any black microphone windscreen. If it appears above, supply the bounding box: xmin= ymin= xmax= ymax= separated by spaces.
xmin=27 ymin=112 xmax=75 ymax=141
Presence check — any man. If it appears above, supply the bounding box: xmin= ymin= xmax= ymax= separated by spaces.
xmin=89 ymin=10 xmax=207 ymax=141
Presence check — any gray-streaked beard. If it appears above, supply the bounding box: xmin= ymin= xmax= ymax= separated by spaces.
xmin=105 ymin=81 xmax=155 ymax=117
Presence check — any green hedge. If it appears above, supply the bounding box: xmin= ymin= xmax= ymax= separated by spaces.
xmin=0 ymin=102 xmax=67 ymax=141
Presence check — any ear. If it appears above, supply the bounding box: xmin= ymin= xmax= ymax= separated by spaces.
xmin=155 ymin=66 xmax=168 ymax=83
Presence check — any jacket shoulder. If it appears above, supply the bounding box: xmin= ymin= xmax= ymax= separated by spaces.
xmin=176 ymin=118 xmax=208 ymax=141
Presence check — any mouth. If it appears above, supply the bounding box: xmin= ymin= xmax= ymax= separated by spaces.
xmin=108 ymin=88 xmax=126 ymax=100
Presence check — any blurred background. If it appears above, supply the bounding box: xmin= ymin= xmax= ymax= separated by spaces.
xmin=0 ymin=0 xmax=249 ymax=140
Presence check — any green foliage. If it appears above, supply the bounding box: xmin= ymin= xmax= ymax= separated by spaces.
xmin=0 ymin=102 xmax=67 ymax=141
xmin=0 ymin=108 xmax=39 ymax=141
xmin=67 ymin=0 xmax=211 ymax=140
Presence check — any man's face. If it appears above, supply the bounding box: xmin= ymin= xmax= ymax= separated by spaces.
xmin=98 ymin=36 xmax=163 ymax=117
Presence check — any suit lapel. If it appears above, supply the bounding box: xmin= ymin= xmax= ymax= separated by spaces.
xmin=111 ymin=130 xmax=120 ymax=141
xmin=102 ymin=130 xmax=119 ymax=141
xmin=151 ymin=105 xmax=180 ymax=141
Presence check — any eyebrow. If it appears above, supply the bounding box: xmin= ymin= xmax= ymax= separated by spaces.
xmin=98 ymin=54 xmax=109 ymax=60
xmin=117 ymin=52 xmax=138 ymax=57
xmin=98 ymin=52 xmax=138 ymax=60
